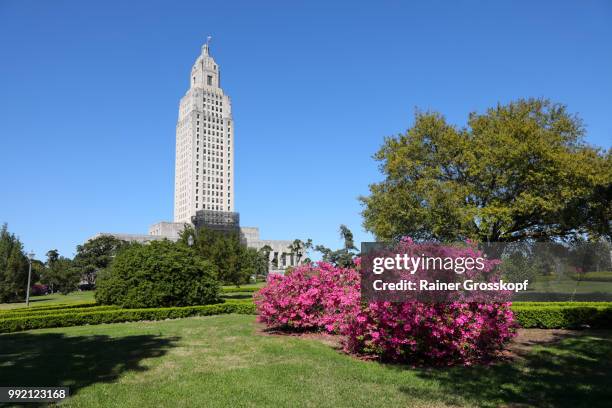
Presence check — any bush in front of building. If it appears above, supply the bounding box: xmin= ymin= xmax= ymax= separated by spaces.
xmin=95 ymin=240 xmax=221 ymax=308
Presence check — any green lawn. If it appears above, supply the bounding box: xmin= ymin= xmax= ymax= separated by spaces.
xmin=1 ymin=314 xmax=610 ymax=407
xmin=0 ymin=291 xmax=96 ymax=310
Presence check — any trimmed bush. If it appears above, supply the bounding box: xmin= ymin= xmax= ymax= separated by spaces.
xmin=96 ymin=240 xmax=220 ymax=308
xmin=0 ymin=305 xmax=120 ymax=319
xmin=0 ymin=302 xmax=101 ymax=316
xmin=0 ymin=302 xmax=256 ymax=333
xmin=512 ymin=304 xmax=612 ymax=328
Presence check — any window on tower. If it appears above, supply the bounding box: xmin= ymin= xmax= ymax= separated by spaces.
xmin=207 ymin=75 xmax=212 ymax=85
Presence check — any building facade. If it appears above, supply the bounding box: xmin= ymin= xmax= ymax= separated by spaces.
xmin=174 ymin=41 xmax=234 ymax=223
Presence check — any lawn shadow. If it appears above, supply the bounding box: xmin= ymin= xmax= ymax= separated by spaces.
xmin=398 ymin=330 xmax=612 ymax=408
xmin=0 ymin=331 xmax=178 ymax=405
xmin=220 ymin=293 xmax=253 ymax=300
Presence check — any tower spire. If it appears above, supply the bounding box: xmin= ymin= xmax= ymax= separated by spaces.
xmin=203 ymin=35 xmax=212 ymax=56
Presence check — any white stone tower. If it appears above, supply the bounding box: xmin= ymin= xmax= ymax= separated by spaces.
xmin=174 ymin=38 xmax=235 ymax=223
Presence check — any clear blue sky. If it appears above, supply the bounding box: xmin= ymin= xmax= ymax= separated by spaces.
xmin=1 ymin=0 xmax=611 ymax=260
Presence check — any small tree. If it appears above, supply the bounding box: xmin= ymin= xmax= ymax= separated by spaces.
xmin=288 ymin=239 xmax=312 ymax=265
xmin=314 ymin=225 xmax=359 ymax=268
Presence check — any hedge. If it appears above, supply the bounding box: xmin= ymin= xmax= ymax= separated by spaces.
xmin=0 ymin=302 xmax=99 ymax=315
xmin=512 ymin=304 xmax=612 ymax=329
xmin=0 ymin=302 xmax=256 ymax=333
xmin=0 ymin=305 xmax=120 ymax=319
xmin=2 ymin=299 xmax=611 ymax=333
xmin=512 ymin=301 xmax=612 ymax=308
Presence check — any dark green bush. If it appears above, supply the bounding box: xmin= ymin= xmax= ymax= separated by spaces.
xmin=0 ymin=302 xmax=256 ymax=333
xmin=96 ymin=240 xmax=220 ymax=308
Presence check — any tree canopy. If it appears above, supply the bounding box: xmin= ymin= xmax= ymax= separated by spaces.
xmin=72 ymin=235 xmax=130 ymax=284
xmin=314 ymin=225 xmax=359 ymax=268
xmin=0 ymin=223 xmax=29 ymax=302
xmin=179 ymin=227 xmax=267 ymax=285
xmin=42 ymin=249 xmax=80 ymax=294
xmin=360 ymin=98 xmax=612 ymax=243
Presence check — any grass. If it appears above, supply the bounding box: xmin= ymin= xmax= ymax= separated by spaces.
xmin=0 ymin=314 xmax=610 ymax=407
xmin=0 ymin=291 xmax=95 ymax=310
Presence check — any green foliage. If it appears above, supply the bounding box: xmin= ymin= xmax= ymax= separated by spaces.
xmin=180 ymin=226 xmax=268 ymax=285
xmin=0 ymin=302 xmax=256 ymax=333
xmin=500 ymin=252 xmax=540 ymax=284
xmin=42 ymin=251 xmax=80 ymax=294
xmin=360 ymin=98 xmax=612 ymax=242
xmin=288 ymin=239 xmax=312 ymax=266
xmin=73 ymin=235 xmax=130 ymax=285
xmin=95 ymin=240 xmax=220 ymax=308
xmin=314 ymin=225 xmax=359 ymax=268
xmin=512 ymin=302 xmax=612 ymax=328
xmin=0 ymin=223 xmax=29 ymax=303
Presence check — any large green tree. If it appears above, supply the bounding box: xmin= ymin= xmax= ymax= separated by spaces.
xmin=361 ymin=98 xmax=612 ymax=243
xmin=73 ymin=235 xmax=129 ymax=285
xmin=42 ymin=249 xmax=80 ymax=294
xmin=180 ymin=227 xmax=267 ymax=285
xmin=0 ymin=223 xmax=29 ymax=302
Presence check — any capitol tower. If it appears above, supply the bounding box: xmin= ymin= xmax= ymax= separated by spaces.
xmin=93 ymin=39 xmax=302 ymax=273
xmin=174 ymin=39 xmax=234 ymax=223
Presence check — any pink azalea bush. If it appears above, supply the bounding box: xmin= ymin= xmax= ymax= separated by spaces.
xmin=254 ymin=262 xmax=360 ymax=332
xmin=254 ymin=240 xmax=518 ymax=365
xmin=343 ymin=301 xmax=516 ymax=365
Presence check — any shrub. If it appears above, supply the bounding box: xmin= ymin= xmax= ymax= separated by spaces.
xmin=30 ymin=284 xmax=49 ymax=296
xmin=95 ymin=240 xmax=220 ymax=308
xmin=343 ymin=301 xmax=517 ymax=365
xmin=254 ymin=262 xmax=360 ymax=332
xmin=255 ymin=241 xmax=520 ymax=366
